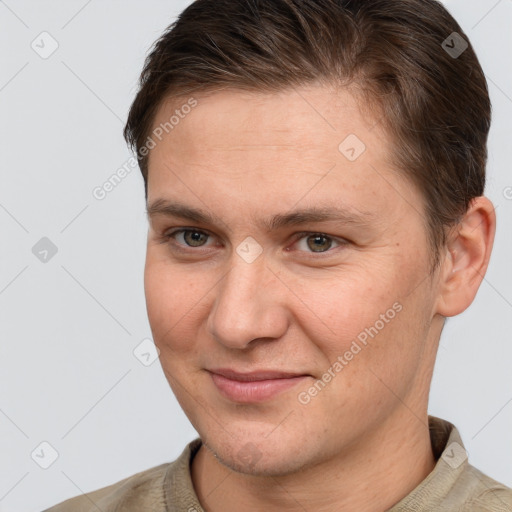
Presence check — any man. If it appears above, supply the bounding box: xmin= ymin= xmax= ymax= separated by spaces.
xmin=45 ymin=0 xmax=512 ymax=510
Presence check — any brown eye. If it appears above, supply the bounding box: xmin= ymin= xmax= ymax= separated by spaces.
xmin=291 ymin=232 xmax=348 ymax=257
xmin=306 ymin=234 xmax=333 ymax=252
xmin=164 ymin=229 xmax=211 ymax=248
xmin=182 ymin=230 xmax=209 ymax=247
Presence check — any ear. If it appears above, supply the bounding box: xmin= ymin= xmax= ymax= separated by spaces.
xmin=435 ymin=196 xmax=496 ymax=317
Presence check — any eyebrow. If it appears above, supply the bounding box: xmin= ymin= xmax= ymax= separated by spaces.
xmin=146 ymin=199 xmax=376 ymax=231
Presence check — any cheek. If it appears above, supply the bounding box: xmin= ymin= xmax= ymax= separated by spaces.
xmin=144 ymin=258 xmax=188 ymax=343
xmin=144 ymin=255 xmax=214 ymax=353
xmin=296 ymin=260 xmax=425 ymax=380
xmin=295 ymin=267 xmax=399 ymax=346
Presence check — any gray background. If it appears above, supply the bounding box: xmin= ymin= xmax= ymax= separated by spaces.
xmin=0 ymin=1 xmax=511 ymax=510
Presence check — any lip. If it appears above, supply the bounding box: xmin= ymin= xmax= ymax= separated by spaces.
xmin=208 ymin=368 xmax=310 ymax=403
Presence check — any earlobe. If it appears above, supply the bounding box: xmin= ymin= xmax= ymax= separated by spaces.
xmin=435 ymin=196 xmax=496 ymax=317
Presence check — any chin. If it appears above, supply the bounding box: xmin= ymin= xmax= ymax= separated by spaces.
xmin=201 ymin=429 xmax=319 ymax=477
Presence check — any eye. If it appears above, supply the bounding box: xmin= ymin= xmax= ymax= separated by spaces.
xmin=291 ymin=232 xmax=348 ymax=254
xmin=163 ymin=228 xmax=213 ymax=249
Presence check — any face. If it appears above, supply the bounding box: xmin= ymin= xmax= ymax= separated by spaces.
xmin=144 ymin=85 xmax=444 ymax=476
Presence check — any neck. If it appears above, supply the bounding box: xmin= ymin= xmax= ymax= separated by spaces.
xmin=191 ymin=410 xmax=436 ymax=512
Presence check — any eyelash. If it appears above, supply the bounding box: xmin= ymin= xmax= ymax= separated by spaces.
xmin=160 ymin=228 xmax=349 ymax=257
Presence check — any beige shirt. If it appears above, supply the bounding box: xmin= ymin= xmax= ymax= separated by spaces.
xmin=44 ymin=415 xmax=512 ymax=511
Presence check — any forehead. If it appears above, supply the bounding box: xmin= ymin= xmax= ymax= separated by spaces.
xmin=149 ymin=85 xmax=391 ymax=176
xmin=150 ymin=85 xmax=387 ymax=159
xmin=145 ymin=85 xmax=417 ymax=225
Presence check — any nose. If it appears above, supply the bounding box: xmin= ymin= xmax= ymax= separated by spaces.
xmin=207 ymin=252 xmax=289 ymax=350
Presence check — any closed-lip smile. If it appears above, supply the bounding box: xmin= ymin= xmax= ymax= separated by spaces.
xmin=207 ymin=368 xmax=311 ymax=402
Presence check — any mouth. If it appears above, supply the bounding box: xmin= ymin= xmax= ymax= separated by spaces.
xmin=207 ymin=368 xmax=311 ymax=403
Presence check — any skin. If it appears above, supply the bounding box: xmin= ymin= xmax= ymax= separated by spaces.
xmin=144 ymin=84 xmax=495 ymax=511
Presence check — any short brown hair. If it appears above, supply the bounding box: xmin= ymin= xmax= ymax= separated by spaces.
xmin=124 ymin=0 xmax=491 ymax=272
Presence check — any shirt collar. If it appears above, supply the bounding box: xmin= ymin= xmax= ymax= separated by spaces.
xmin=389 ymin=415 xmax=468 ymax=510
xmin=164 ymin=415 xmax=467 ymax=511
